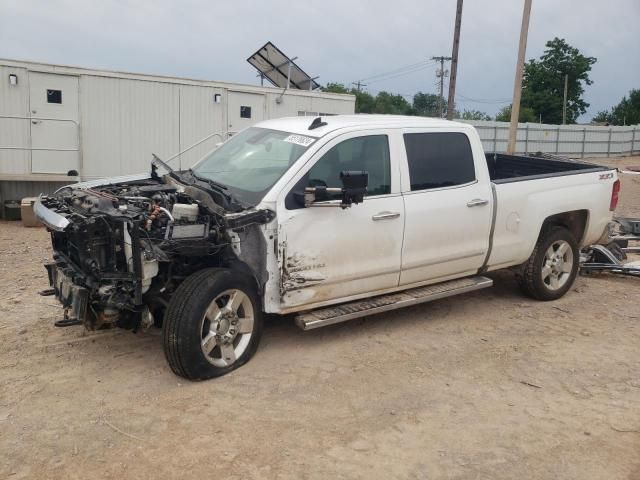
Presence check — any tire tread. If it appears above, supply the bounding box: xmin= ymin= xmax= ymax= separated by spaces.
xmin=163 ymin=268 xmax=222 ymax=379
xmin=519 ymin=225 xmax=578 ymax=301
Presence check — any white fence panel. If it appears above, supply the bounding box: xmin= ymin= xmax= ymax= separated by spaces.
xmin=460 ymin=120 xmax=640 ymax=158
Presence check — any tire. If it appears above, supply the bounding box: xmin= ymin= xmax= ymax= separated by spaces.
xmin=163 ymin=268 xmax=263 ymax=380
xmin=519 ymin=226 xmax=579 ymax=301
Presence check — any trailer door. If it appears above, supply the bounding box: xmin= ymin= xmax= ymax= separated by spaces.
xmin=28 ymin=72 xmax=79 ymax=174
xmin=227 ymin=91 xmax=265 ymax=135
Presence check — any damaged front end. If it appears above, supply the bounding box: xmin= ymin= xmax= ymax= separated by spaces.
xmin=36 ymin=173 xmax=274 ymax=331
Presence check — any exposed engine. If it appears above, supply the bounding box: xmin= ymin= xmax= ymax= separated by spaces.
xmin=38 ymin=175 xmax=272 ymax=331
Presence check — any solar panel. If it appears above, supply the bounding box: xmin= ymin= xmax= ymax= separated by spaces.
xmin=247 ymin=42 xmax=320 ymax=91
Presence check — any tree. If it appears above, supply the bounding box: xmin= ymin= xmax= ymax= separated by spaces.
xmin=412 ymin=92 xmax=441 ymax=117
xmin=592 ymin=89 xmax=640 ymax=125
xmin=323 ymin=83 xmax=448 ymax=116
xmin=521 ymin=38 xmax=596 ymax=124
xmin=373 ymin=91 xmax=412 ymax=115
xmin=353 ymin=90 xmax=376 ymax=114
xmin=495 ymin=105 xmax=537 ymax=123
xmin=321 ymin=82 xmax=351 ymax=94
xmin=592 ymin=110 xmax=611 ymax=124
xmin=459 ymin=109 xmax=491 ymax=121
xmin=322 ymin=82 xmax=376 ymax=113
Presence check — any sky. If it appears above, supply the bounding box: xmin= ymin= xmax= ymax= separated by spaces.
xmin=1 ymin=0 xmax=638 ymax=121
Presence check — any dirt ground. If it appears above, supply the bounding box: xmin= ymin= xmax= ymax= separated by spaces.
xmin=1 ymin=156 xmax=639 ymax=479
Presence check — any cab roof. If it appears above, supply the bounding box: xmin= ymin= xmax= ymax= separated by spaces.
xmin=253 ymin=114 xmax=471 ymax=138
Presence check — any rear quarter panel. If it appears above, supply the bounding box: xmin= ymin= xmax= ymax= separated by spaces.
xmin=487 ymin=169 xmax=617 ymax=270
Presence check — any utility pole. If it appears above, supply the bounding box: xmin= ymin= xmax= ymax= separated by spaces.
xmin=447 ymin=0 xmax=464 ymax=120
xmin=562 ymin=73 xmax=568 ymax=124
xmin=352 ymin=80 xmax=366 ymax=92
xmin=507 ymin=0 xmax=533 ymax=154
xmin=432 ymin=56 xmax=452 ymax=117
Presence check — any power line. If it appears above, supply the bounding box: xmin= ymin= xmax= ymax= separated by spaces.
xmin=359 ymin=60 xmax=432 ymax=82
xmin=457 ymin=93 xmax=511 ymax=104
xmin=366 ymin=63 xmax=434 ymax=85
xmin=367 ymin=88 xmax=416 ymax=100
xmin=353 ymin=60 xmax=437 ymax=87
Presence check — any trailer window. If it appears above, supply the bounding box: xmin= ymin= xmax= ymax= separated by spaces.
xmin=47 ymin=89 xmax=62 ymax=104
xmin=240 ymin=106 xmax=252 ymax=119
xmin=403 ymin=132 xmax=475 ymax=190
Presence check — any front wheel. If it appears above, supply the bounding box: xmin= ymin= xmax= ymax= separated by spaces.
xmin=518 ymin=226 xmax=579 ymax=301
xmin=163 ymin=268 xmax=263 ymax=380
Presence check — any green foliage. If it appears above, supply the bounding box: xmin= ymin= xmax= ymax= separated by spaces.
xmin=592 ymin=110 xmax=611 ymax=124
xmin=412 ymin=92 xmax=442 ymax=117
xmin=354 ymin=90 xmax=376 ymax=113
xmin=321 ymin=83 xmax=384 ymax=113
xmin=459 ymin=109 xmax=492 ymax=121
xmin=495 ymin=105 xmax=538 ymax=123
xmin=592 ymin=89 xmax=640 ymax=125
xmin=323 ymin=83 xmax=440 ymax=116
xmin=521 ymin=37 xmax=596 ymax=124
xmin=374 ymin=91 xmax=412 ymax=114
xmin=321 ymin=82 xmax=350 ymax=94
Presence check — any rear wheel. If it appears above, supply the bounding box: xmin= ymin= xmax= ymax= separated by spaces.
xmin=519 ymin=226 xmax=579 ymax=301
xmin=163 ymin=268 xmax=263 ymax=380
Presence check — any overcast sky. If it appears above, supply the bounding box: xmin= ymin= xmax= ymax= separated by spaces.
xmin=1 ymin=0 xmax=638 ymax=121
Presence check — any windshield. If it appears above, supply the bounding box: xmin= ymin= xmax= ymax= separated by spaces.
xmin=192 ymin=127 xmax=316 ymax=205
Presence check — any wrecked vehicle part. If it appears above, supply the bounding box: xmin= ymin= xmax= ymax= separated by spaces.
xmin=580 ymin=244 xmax=640 ymax=277
xmin=580 ymin=218 xmax=640 ymax=278
xmin=579 ymin=216 xmax=640 ymax=278
xmin=34 ymin=196 xmax=70 ymax=232
xmin=37 ymin=174 xmax=274 ymax=331
xmin=36 ymin=126 xmax=319 ymax=379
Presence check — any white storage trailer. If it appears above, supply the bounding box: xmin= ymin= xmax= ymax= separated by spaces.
xmin=0 ymin=59 xmax=355 ymax=210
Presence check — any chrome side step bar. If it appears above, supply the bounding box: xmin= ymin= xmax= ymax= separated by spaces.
xmin=295 ymin=276 xmax=493 ymax=330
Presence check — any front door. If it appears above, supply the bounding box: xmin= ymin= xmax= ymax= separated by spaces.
xmin=28 ymin=72 xmax=80 ymax=174
xmin=399 ymin=131 xmax=493 ymax=285
xmin=277 ymin=131 xmax=404 ymax=310
xmin=227 ymin=91 xmax=265 ymax=135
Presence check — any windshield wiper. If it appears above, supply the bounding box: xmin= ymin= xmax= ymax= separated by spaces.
xmin=187 ymin=170 xmax=243 ymax=209
xmin=189 ymin=169 xmax=228 ymax=190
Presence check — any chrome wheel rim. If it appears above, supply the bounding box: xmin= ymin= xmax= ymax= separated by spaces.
xmin=542 ymin=240 xmax=574 ymax=291
xmin=200 ymin=289 xmax=254 ymax=367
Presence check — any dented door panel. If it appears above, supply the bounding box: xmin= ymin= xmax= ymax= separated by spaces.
xmin=278 ymin=195 xmax=404 ymax=309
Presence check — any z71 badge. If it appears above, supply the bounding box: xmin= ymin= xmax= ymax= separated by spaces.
xmin=599 ymin=172 xmax=614 ymax=180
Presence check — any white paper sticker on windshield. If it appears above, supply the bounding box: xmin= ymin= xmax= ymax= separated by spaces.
xmin=284 ymin=134 xmax=315 ymax=147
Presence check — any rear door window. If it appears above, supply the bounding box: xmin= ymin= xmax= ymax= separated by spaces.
xmin=403 ymin=132 xmax=475 ymax=191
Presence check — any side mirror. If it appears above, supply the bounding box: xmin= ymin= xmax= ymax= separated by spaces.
xmin=304 ymin=170 xmax=368 ymax=209
xmin=339 ymin=170 xmax=368 ymax=207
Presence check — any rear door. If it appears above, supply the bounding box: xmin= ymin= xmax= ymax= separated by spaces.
xmin=28 ymin=72 xmax=80 ymax=174
xmin=399 ymin=130 xmax=493 ymax=285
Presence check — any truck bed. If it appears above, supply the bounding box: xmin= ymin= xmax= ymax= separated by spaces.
xmin=485 ymin=153 xmax=607 ymax=184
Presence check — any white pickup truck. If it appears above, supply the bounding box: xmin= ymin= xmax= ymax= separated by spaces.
xmin=35 ymin=115 xmax=620 ymax=380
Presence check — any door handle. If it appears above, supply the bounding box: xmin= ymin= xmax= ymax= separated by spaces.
xmin=467 ymin=198 xmax=489 ymax=207
xmin=372 ymin=211 xmax=400 ymax=221
xmin=31 ymin=120 xmax=41 ymax=125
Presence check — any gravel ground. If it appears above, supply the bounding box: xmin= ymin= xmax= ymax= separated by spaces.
xmin=1 ymin=156 xmax=639 ymax=479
